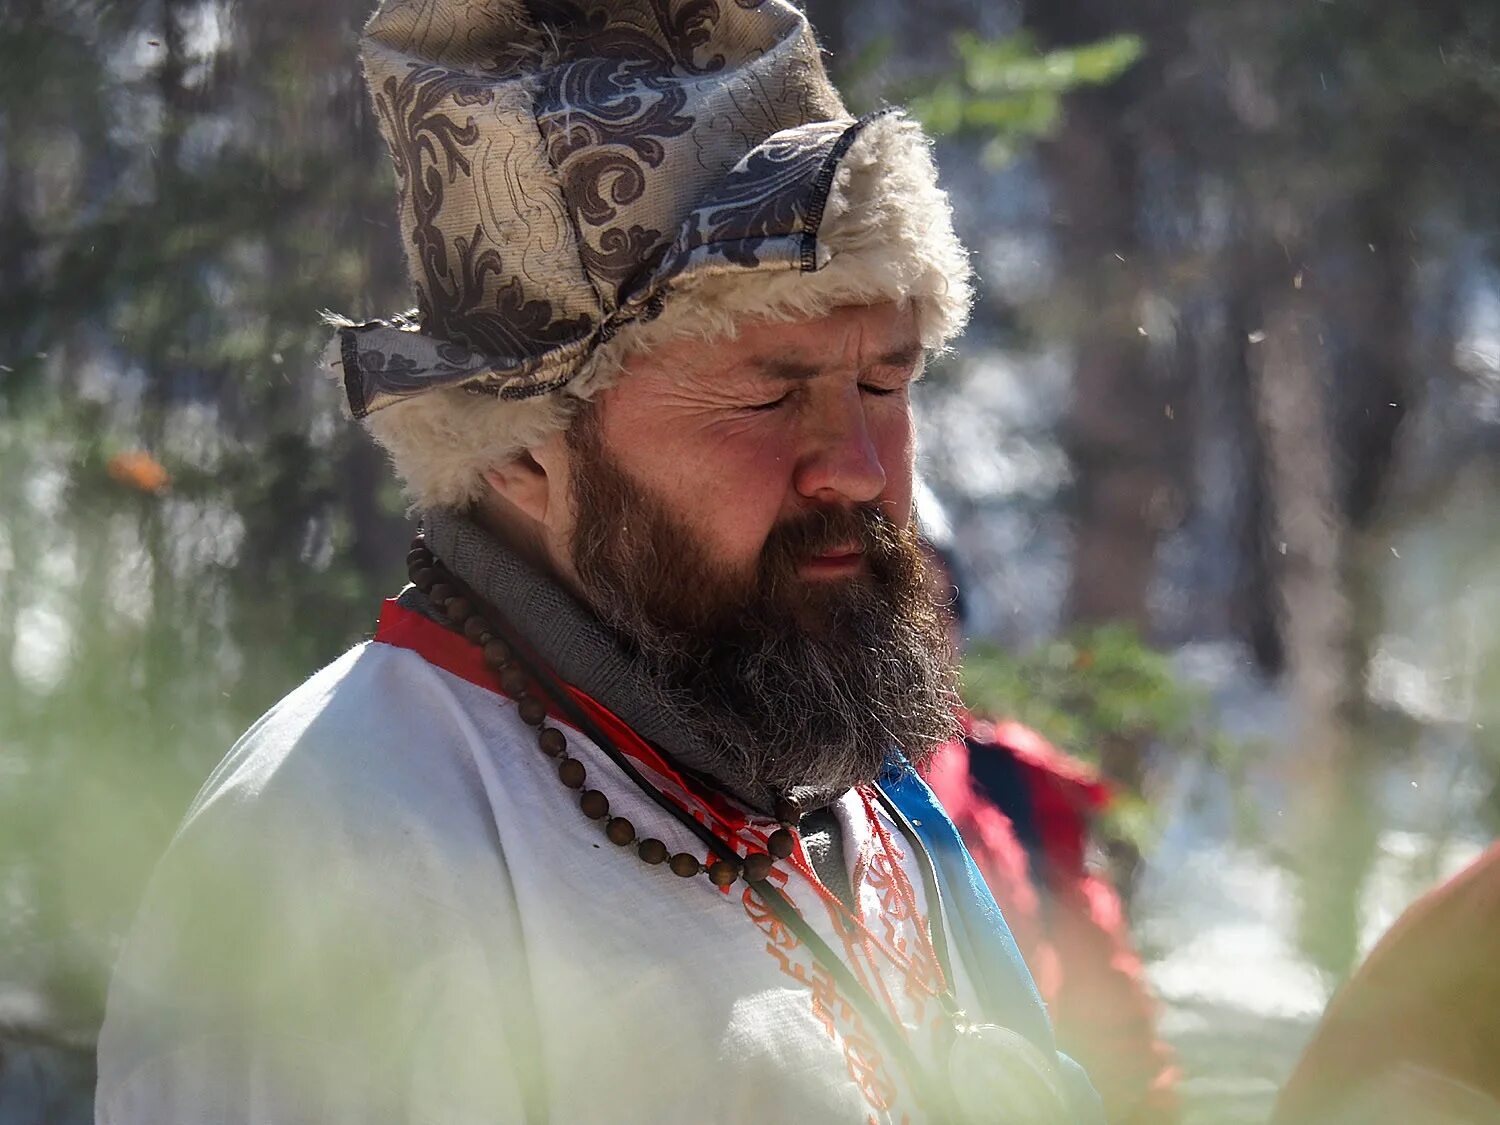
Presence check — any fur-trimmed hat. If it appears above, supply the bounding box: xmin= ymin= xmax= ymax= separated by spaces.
xmin=329 ymin=0 xmax=972 ymax=508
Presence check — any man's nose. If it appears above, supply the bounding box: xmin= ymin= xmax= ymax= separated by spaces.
xmin=792 ymin=388 xmax=887 ymax=505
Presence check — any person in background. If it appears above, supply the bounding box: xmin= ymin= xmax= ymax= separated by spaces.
xmin=921 ymin=540 xmax=1181 ymax=1123
xmin=1272 ymin=842 xmax=1500 ymax=1124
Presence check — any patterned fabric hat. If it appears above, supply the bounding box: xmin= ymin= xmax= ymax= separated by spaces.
xmin=330 ymin=0 xmax=971 ymax=505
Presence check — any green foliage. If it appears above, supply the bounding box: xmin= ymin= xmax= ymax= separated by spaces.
xmin=912 ymin=32 xmax=1144 ymax=165
xmin=959 ymin=625 xmax=1246 ymax=850
xmin=962 ymin=624 xmax=1198 ymax=758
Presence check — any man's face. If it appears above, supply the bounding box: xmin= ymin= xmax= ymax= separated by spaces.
xmin=577 ymin=301 xmax=922 ymax=593
xmin=547 ymin=302 xmax=956 ymax=800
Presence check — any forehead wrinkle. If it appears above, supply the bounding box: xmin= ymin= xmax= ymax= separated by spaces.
xmin=640 ymin=360 xmax=766 ymax=409
xmin=747 ymin=347 xmax=920 ymax=384
xmin=747 ymin=330 xmax=924 ymax=385
xmin=634 ymin=306 xmax=925 ymax=396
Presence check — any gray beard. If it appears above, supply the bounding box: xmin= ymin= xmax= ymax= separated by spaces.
xmin=616 ymin=583 xmax=960 ymax=799
xmin=567 ymin=418 xmax=959 ymax=802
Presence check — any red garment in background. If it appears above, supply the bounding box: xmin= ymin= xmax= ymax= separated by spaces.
xmin=925 ymin=715 xmax=1180 ymax=1124
xmin=1272 ymin=842 xmax=1500 ymax=1124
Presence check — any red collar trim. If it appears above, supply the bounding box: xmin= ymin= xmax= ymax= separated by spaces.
xmin=372 ymin=598 xmax=752 ymax=832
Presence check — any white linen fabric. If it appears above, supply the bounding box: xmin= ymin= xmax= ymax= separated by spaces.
xmin=96 ymin=636 xmax=982 ymax=1124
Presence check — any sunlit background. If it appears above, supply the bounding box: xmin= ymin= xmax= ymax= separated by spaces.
xmin=3 ymin=0 xmax=1499 ymax=1120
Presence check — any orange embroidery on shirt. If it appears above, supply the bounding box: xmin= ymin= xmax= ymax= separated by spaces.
xmin=742 ymin=879 xmax=906 ymax=1115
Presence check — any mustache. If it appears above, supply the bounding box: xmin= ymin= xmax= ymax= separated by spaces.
xmin=753 ymin=507 xmax=912 ymax=610
xmin=758 ymin=505 xmax=899 ymax=573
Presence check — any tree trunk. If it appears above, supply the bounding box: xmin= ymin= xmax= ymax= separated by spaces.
xmin=1247 ymin=252 xmax=1383 ymax=979
xmin=1022 ymin=0 xmax=1194 ymax=902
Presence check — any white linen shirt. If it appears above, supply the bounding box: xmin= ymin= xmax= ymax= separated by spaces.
xmin=97 ymin=633 xmax=983 ymax=1124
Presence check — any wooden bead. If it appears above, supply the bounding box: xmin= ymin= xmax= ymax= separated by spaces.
xmin=499 ymin=665 xmax=527 ymax=696
xmin=774 ymin=798 xmax=800 ymax=825
xmin=637 ymin=838 xmax=668 ymax=865
xmin=669 ymin=853 xmax=702 ymax=878
xmin=406 ymin=548 xmax=431 ymax=569
xmin=742 ymin=852 xmax=774 ymax=882
xmin=580 ymin=790 xmax=609 ymax=820
xmin=430 ymin=579 xmax=776 ymax=889
xmin=767 ymin=828 xmax=795 ymax=859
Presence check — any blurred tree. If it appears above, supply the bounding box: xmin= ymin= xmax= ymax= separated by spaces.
xmin=1010 ymin=0 xmax=1500 ymax=971
xmin=1203 ymin=0 xmax=1500 ymax=979
xmin=874 ymin=0 xmax=1500 ymax=957
xmin=902 ymin=6 xmax=1165 ymax=890
xmin=0 ymin=0 xmax=411 ymax=1040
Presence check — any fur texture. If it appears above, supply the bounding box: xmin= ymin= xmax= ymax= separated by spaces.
xmin=362 ymin=114 xmax=971 ymax=510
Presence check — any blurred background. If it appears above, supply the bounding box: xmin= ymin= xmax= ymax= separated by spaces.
xmin=2 ymin=0 xmax=1498 ymax=1121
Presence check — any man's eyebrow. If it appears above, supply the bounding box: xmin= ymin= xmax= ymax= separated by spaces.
xmin=873 ymin=343 xmax=925 ymax=370
xmin=750 ymin=343 xmax=925 ymax=381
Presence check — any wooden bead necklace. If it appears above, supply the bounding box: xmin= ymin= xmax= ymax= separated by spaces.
xmin=405 ymin=537 xmax=798 ymax=887
xmin=402 ymin=535 xmax=1071 ymax=1124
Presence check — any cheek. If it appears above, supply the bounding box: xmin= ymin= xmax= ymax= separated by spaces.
xmin=689 ymin=426 xmax=799 ymax=558
xmin=621 ymin=415 xmax=799 ymax=565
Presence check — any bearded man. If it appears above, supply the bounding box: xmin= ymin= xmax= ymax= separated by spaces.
xmin=96 ymin=2 xmax=1103 ymax=1121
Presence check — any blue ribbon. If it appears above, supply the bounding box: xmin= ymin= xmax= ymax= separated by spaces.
xmin=879 ymin=760 xmax=1106 ymax=1122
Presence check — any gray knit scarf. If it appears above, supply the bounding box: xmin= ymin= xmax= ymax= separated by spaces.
xmin=413 ymin=507 xmax=849 ymax=819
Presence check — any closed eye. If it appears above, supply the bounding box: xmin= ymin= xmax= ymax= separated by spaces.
xmin=747 ymin=393 xmax=791 ymax=412
xmin=859 ymin=383 xmax=902 ymax=397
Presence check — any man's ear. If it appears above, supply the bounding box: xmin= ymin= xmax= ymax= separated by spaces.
xmin=476 ymin=427 xmax=583 ymax=593
xmin=481 ymin=452 xmax=551 ymax=526
xmin=481 ymin=427 xmax=570 ymax=530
